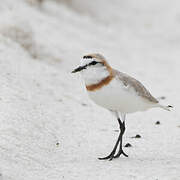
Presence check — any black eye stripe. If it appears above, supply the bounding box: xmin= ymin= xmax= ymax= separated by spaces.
xmin=89 ymin=61 xmax=98 ymax=65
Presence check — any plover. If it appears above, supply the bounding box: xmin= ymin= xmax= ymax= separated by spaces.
xmin=72 ymin=53 xmax=172 ymax=161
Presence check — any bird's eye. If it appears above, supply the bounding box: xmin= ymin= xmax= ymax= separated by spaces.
xmin=90 ymin=61 xmax=98 ymax=65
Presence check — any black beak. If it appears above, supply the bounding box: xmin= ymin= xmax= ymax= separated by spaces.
xmin=71 ymin=66 xmax=86 ymax=73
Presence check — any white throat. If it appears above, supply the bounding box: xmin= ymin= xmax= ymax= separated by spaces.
xmin=80 ymin=66 xmax=110 ymax=86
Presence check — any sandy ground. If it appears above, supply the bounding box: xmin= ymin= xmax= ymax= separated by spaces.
xmin=0 ymin=0 xmax=179 ymax=179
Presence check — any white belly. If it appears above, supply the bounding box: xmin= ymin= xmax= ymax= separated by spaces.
xmin=87 ymin=79 xmax=155 ymax=113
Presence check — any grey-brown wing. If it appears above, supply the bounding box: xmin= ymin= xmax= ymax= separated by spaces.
xmin=113 ymin=69 xmax=159 ymax=103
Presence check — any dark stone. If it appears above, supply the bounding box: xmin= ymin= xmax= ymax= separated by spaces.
xmin=131 ymin=134 xmax=141 ymax=138
xmin=135 ymin=134 xmax=141 ymax=138
xmin=124 ymin=143 xmax=132 ymax=147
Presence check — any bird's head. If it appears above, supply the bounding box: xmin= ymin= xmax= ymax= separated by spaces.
xmin=72 ymin=53 xmax=111 ymax=73
xmin=72 ymin=53 xmax=113 ymax=86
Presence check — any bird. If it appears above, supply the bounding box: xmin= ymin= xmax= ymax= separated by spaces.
xmin=72 ymin=53 xmax=172 ymax=161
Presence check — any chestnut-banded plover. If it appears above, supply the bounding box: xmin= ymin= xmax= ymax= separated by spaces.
xmin=72 ymin=53 xmax=172 ymax=161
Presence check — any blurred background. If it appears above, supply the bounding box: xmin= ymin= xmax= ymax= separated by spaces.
xmin=0 ymin=0 xmax=179 ymax=179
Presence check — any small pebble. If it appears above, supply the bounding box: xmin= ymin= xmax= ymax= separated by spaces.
xmin=131 ymin=134 xmax=141 ymax=138
xmin=124 ymin=143 xmax=132 ymax=147
xmin=36 ymin=83 xmax=40 ymax=87
xmin=56 ymin=142 xmax=60 ymax=146
xmin=114 ymin=130 xmax=119 ymax=132
xmin=135 ymin=134 xmax=141 ymax=138
xmin=81 ymin=103 xmax=87 ymax=106
xmin=156 ymin=121 xmax=160 ymax=125
xmin=159 ymin=96 xmax=166 ymax=100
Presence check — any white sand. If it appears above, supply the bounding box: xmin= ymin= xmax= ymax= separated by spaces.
xmin=0 ymin=0 xmax=179 ymax=179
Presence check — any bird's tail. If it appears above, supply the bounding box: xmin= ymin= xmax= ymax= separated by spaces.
xmin=159 ymin=105 xmax=173 ymax=111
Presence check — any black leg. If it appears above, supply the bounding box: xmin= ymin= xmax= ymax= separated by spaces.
xmin=98 ymin=117 xmax=128 ymax=161
xmin=98 ymin=130 xmax=121 ymax=160
xmin=114 ymin=119 xmax=128 ymax=158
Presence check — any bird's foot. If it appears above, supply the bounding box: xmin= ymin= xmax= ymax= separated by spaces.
xmin=98 ymin=149 xmax=128 ymax=161
xmin=113 ymin=149 xmax=128 ymax=158
xmin=98 ymin=150 xmax=116 ymax=161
